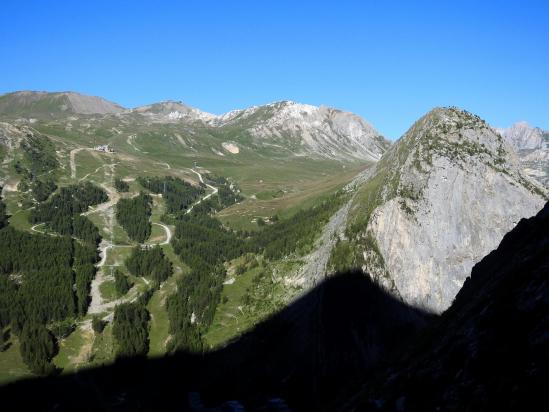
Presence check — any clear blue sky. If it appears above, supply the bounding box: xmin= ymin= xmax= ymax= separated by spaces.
xmin=1 ymin=0 xmax=548 ymax=139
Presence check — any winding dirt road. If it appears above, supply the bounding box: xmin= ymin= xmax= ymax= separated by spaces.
xmin=151 ymin=222 xmax=172 ymax=245
xmin=186 ymin=168 xmax=218 ymax=214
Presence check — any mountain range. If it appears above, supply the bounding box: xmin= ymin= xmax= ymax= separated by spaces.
xmin=0 ymin=90 xmax=547 ymax=409
xmin=0 ymin=91 xmax=390 ymax=162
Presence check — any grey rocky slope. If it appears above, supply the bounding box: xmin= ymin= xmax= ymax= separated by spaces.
xmin=209 ymin=100 xmax=390 ymax=161
xmin=1 ymin=91 xmax=390 ymax=162
xmin=496 ymin=121 xmax=546 ymax=150
xmin=124 ymin=99 xmax=390 ymax=161
xmin=342 ymin=107 xmax=546 ymax=313
xmin=496 ymin=121 xmax=548 ymax=187
xmin=0 ymin=91 xmax=124 ymax=118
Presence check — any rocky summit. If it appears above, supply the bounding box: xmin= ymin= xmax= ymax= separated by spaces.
xmin=344 ymin=107 xmax=546 ymax=313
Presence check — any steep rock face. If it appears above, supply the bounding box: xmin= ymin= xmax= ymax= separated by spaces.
xmin=0 ymin=122 xmax=24 ymax=150
xmin=0 ymin=91 xmax=124 ymax=117
xmin=345 ymin=201 xmax=549 ymax=411
xmin=212 ymin=101 xmax=390 ymax=161
xmin=348 ymin=107 xmax=546 ymax=313
xmin=496 ymin=122 xmax=548 ymax=187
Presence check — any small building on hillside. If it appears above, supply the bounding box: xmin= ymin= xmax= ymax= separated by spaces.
xmin=94 ymin=144 xmax=114 ymax=153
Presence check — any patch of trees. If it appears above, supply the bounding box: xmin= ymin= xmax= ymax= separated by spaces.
xmin=92 ymin=316 xmax=106 ymax=334
xmin=114 ymin=178 xmax=129 ymax=192
xmin=19 ymin=322 xmax=57 ymax=375
xmin=167 ymin=214 xmax=246 ymax=352
xmin=74 ymin=242 xmax=100 ymax=316
xmin=251 ymin=195 xmax=345 ymax=260
xmin=30 ymin=182 xmax=106 ymax=244
xmin=126 ymin=246 xmax=172 ymax=285
xmin=114 ymin=269 xmax=131 ymax=296
xmin=165 ymin=193 xmax=346 ymax=351
xmin=138 ymin=176 xmax=204 ymax=214
xmin=0 ymin=276 xmax=16 ymax=330
xmin=0 ymin=226 xmax=99 ymax=374
xmin=112 ymin=301 xmax=150 ymax=359
xmin=134 ymin=170 xmax=342 ymax=354
xmin=0 ymin=195 xmax=7 ymax=229
xmin=116 ymin=192 xmax=152 ymax=243
xmin=31 ymin=182 xmax=108 ymax=219
xmin=21 ymin=133 xmax=58 ymax=174
xmin=69 ymin=214 xmax=100 ymax=244
xmin=0 ymin=228 xmax=75 ymax=326
xmin=32 ymin=177 xmax=57 ymax=202
xmin=205 ymin=174 xmax=243 ymax=209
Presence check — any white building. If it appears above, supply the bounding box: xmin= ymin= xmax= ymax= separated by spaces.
xmin=94 ymin=144 xmax=114 ymax=153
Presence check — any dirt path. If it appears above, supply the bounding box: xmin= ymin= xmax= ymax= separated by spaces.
xmin=79 ymin=164 xmax=111 ymax=182
xmin=81 ymin=182 xmax=120 ymax=217
xmin=151 ymin=222 xmax=172 ymax=245
xmin=69 ymin=148 xmax=85 ymax=179
xmin=127 ymin=134 xmax=148 ymax=154
xmin=186 ymin=168 xmax=219 ymax=214
xmin=30 ymin=223 xmax=49 ymax=235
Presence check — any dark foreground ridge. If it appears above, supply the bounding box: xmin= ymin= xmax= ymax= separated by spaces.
xmin=342 ymin=201 xmax=549 ymax=411
xmin=1 ymin=202 xmax=548 ymax=411
xmin=1 ymin=271 xmax=429 ymax=411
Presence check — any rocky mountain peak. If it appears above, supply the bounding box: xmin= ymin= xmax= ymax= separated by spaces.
xmin=496 ymin=121 xmax=546 ymax=151
xmin=347 ymin=107 xmax=546 ymax=313
xmin=212 ymin=100 xmax=390 ymax=161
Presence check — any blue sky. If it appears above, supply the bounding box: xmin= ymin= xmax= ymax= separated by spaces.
xmin=1 ymin=0 xmax=548 ymax=139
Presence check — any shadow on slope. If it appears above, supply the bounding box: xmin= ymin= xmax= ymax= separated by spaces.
xmin=343 ymin=201 xmax=549 ymax=411
xmin=0 ymin=270 xmax=430 ymax=411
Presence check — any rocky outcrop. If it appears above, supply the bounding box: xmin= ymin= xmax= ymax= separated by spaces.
xmin=130 ymin=100 xmax=216 ymax=123
xmin=348 ymin=107 xmax=546 ymax=313
xmin=496 ymin=121 xmax=548 ymax=187
xmin=211 ymin=101 xmax=390 ymax=161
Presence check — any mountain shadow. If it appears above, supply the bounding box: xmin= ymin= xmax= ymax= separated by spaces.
xmin=0 ymin=270 xmax=430 ymax=411
xmin=342 ymin=201 xmax=549 ymax=411
xmin=2 ymin=202 xmax=547 ymax=411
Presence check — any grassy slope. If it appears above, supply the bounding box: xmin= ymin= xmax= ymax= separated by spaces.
xmin=0 ymin=115 xmax=371 ymax=380
xmin=0 ymin=335 xmax=32 ymax=385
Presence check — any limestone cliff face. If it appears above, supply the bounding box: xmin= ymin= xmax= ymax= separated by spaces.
xmin=348 ymin=107 xmax=546 ymax=313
